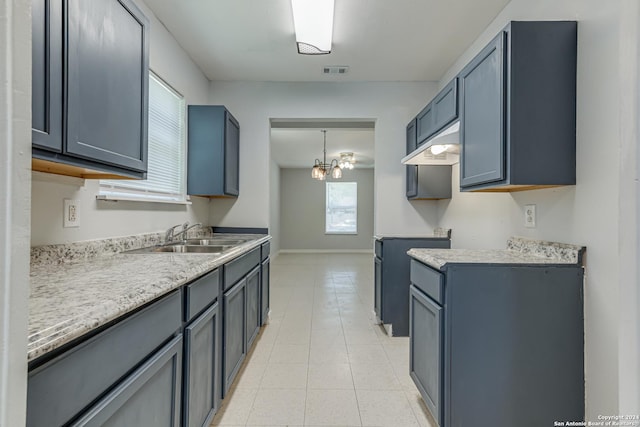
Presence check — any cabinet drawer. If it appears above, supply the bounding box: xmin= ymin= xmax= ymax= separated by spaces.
xmin=261 ymin=241 xmax=270 ymax=260
xmin=185 ymin=268 xmax=220 ymax=322
xmin=27 ymin=290 xmax=182 ymax=427
xmin=374 ymin=239 xmax=383 ymax=258
xmin=70 ymin=334 xmax=183 ymax=427
xmin=410 ymin=260 xmax=444 ymax=305
xmin=224 ymin=247 xmax=260 ymax=291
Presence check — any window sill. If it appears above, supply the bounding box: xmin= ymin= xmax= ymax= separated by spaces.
xmin=325 ymin=232 xmax=358 ymax=235
xmin=96 ymin=192 xmax=192 ymax=205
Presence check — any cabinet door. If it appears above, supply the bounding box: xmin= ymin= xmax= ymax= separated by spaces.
xmin=459 ymin=32 xmax=506 ymax=187
xmin=65 ymin=0 xmax=149 ymax=172
xmin=246 ymin=266 xmax=261 ymax=349
xmin=433 ymin=78 xmax=458 ymax=130
xmin=223 ymin=279 xmax=246 ymax=395
xmin=224 ymin=112 xmax=240 ymax=196
xmin=184 ymin=303 xmax=221 ymax=427
xmin=70 ymin=335 xmax=182 ymax=427
xmin=374 ymin=256 xmax=382 ymax=322
xmin=409 ymin=285 xmax=443 ymax=425
xmin=406 ymin=120 xmax=418 ymax=199
xmin=416 ymin=103 xmax=434 ymax=146
xmin=32 ymin=0 xmax=63 ymax=152
xmin=261 ymin=258 xmax=270 ymax=325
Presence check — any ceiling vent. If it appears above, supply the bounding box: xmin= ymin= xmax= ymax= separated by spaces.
xmin=323 ymin=66 xmax=349 ymax=75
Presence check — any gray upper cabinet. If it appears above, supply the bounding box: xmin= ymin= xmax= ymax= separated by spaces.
xmin=31 ymin=0 xmax=149 ymax=179
xmin=188 ymin=106 xmax=240 ymax=197
xmin=406 ymin=119 xmax=452 ymax=200
xmin=415 ymin=103 xmax=434 ymax=146
xmin=432 ymin=78 xmax=458 ymax=133
xmin=459 ymin=21 xmax=577 ymax=191
xmin=32 ymin=0 xmax=62 ymax=152
xmin=406 ymin=119 xmax=418 ymax=199
xmin=65 ymin=0 xmax=149 ymax=173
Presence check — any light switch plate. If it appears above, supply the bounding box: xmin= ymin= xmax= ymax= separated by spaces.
xmin=524 ymin=204 xmax=536 ymax=228
xmin=63 ymin=199 xmax=80 ymax=228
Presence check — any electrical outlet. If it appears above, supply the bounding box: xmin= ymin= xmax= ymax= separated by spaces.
xmin=524 ymin=204 xmax=536 ymax=228
xmin=63 ymin=199 xmax=80 ymax=228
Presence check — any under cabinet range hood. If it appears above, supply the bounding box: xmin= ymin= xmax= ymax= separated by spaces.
xmin=402 ymin=121 xmax=460 ymax=165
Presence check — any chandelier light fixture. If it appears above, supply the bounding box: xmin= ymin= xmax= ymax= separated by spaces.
xmin=290 ymin=0 xmax=335 ymax=55
xmin=311 ymin=130 xmax=342 ymax=180
xmin=339 ymin=152 xmax=355 ymax=170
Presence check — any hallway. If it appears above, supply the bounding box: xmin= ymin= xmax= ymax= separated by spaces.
xmin=211 ymin=253 xmax=435 ymax=426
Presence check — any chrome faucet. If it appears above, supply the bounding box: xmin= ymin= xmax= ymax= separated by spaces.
xmin=174 ymin=222 xmax=203 ymax=241
xmin=165 ymin=222 xmax=188 ymax=243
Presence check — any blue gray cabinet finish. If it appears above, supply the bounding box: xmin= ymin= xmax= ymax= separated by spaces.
xmin=188 ymin=106 xmax=240 ymax=197
xmin=32 ymin=0 xmax=149 ymax=178
xmin=70 ymin=335 xmax=183 ymax=426
xmin=32 ymin=0 xmax=62 ymax=152
xmin=405 ymin=119 xmax=418 ymax=199
xmin=222 ymin=279 xmax=246 ymax=396
xmin=409 ymin=285 xmax=443 ymax=425
xmin=409 ymin=260 xmax=585 ymax=426
xmin=261 ymin=257 xmax=270 ymax=326
xmin=27 ymin=290 xmax=182 ymax=427
xmin=459 ymin=21 xmax=577 ymax=191
xmin=416 ymin=103 xmax=434 ymax=146
xmin=183 ymin=302 xmax=221 ymax=427
xmin=373 ymin=237 xmax=450 ymax=336
xmin=245 ymin=266 xmax=261 ymax=350
xmin=184 ymin=269 xmax=220 ymax=322
xmin=432 ymin=78 xmax=458 ymax=131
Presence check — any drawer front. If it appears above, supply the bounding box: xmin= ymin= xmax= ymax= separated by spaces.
xmin=224 ymin=247 xmax=261 ymax=291
xmin=70 ymin=335 xmax=183 ymax=427
xmin=261 ymin=241 xmax=270 ymax=260
xmin=185 ymin=269 xmax=220 ymax=321
xmin=27 ymin=291 xmax=182 ymax=427
xmin=410 ymin=260 xmax=444 ymax=304
xmin=374 ymin=239 xmax=383 ymax=258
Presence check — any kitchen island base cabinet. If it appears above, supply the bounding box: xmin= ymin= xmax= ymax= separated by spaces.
xmin=409 ymin=260 xmax=585 ymax=426
xmin=70 ymin=335 xmax=183 ymax=427
xmin=183 ymin=302 xmax=221 ymax=427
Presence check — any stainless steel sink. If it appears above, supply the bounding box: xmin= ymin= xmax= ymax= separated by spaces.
xmin=182 ymin=238 xmax=248 ymax=246
xmin=125 ymin=244 xmax=231 ymax=254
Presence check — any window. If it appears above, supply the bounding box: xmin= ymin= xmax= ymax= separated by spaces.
xmin=326 ymin=182 xmax=357 ymax=234
xmin=100 ymin=72 xmax=187 ymax=203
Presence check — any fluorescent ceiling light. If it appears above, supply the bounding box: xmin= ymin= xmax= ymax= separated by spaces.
xmin=291 ymin=0 xmax=335 ymax=55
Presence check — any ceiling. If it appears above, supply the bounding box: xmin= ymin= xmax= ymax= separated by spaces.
xmin=143 ymin=0 xmax=510 ymax=82
xmin=270 ymin=127 xmax=375 ymax=169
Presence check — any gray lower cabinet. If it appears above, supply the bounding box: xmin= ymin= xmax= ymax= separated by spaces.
xmin=183 ymin=302 xmax=221 ymax=427
xmin=27 ymin=291 xmax=182 ymax=427
xmin=187 ymin=106 xmax=240 ymax=197
xmin=374 ymin=237 xmax=450 ymax=336
xmin=409 ymin=259 xmax=585 ymax=426
xmin=70 ymin=335 xmax=183 ymax=427
xmin=245 ymin=266 xmax=261 ymax=349
xmin=223 ymin=279 xmax=247 ymax=395
xmin=459 ymin=21 xmax=577 ymax=191
xmin=31 ymin=0 xmax=149 ymax=179
xmin=261 ymin=257 xmax=270 ymax=325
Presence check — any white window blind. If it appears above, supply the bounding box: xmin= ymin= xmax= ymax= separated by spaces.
xmin=326 ymin=182 xmax=358 ymax=234
xmin=100 ymin=72 xmax=186 ymax=203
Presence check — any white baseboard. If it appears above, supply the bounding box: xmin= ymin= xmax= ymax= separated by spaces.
xmin=277 ymin=249 xmax=373 ymax=254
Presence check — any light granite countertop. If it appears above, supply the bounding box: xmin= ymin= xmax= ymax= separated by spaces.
xmin=29 ymin=233 xmax=270 ymax=362
xmin=408 ymin=236 xmax=585 ymax=271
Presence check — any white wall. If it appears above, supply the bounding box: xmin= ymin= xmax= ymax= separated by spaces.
xmin=207 ymin=82 xmax=440 ymax=237
xmin=30 ymin=0 xmax=212 ymax=246
xmin=269 ymin=159 xmax=281 ymax=254
xmin=280 ymin=168 xmax=374 ymax=251
xmin=0 ymin=0 xmax=31 ymax=425
xmin=435 ymin=0 xmax=639 ymax=416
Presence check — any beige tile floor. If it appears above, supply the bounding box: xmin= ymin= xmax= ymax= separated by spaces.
xmin=211 ymin=253 xmax=436 ymax=427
